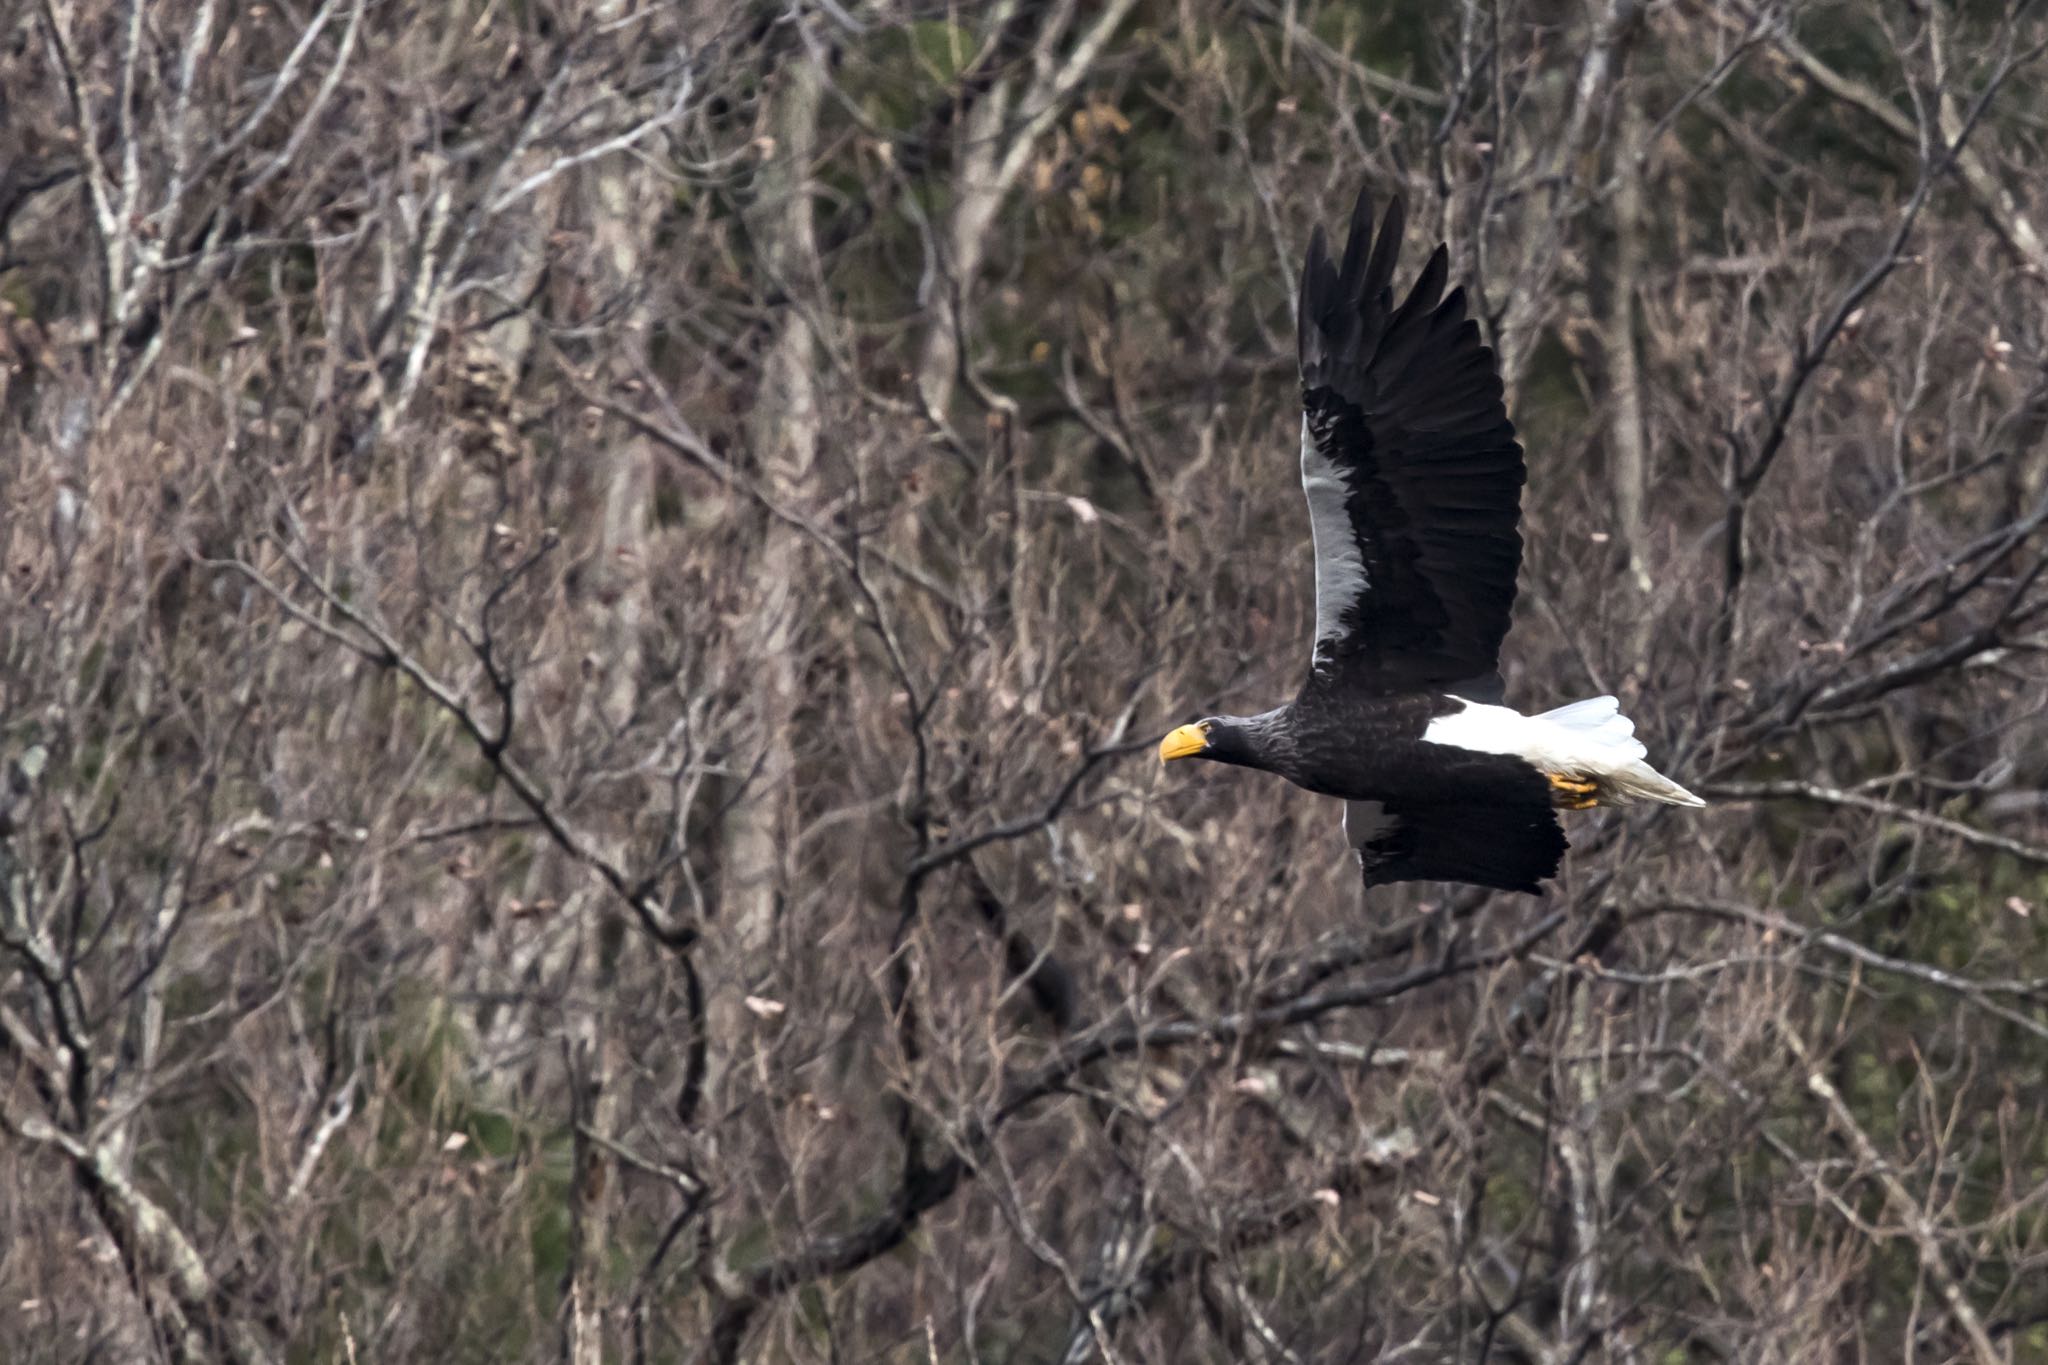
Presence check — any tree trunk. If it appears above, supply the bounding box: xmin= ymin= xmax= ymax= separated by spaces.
xmin=1603 ymin=67 xmax=1654 ymax=669
xmin=715 ymin=28 xmax=824 ymax=1037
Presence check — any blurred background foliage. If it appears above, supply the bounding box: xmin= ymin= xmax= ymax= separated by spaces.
xmin=5 ymin=0 xmax=2048 ymax=1361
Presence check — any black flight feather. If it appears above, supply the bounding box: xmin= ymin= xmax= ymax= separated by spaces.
xmin=1297 ymin=188 xmax=1526 ymax=704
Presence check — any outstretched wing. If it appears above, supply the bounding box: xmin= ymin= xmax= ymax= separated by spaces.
xmin=1344 ymin=795 xmax=1566 ymax=895
xmin=1298 ymin=189 xmax=1526 ymax=699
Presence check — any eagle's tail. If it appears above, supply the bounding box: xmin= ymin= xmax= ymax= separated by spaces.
xmin=1537 ymin=696 xmax=1705 ymax=808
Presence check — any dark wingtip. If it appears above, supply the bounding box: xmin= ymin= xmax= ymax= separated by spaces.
xmin=1363 ymin=193 xmax=1405 ymax=302
xmin=1336 ymin=186 xmax=1376 ymax=294
xmin=1304 ymin=223 xmax=1330 ymax=281
xmin=1381 ymin=194 xmax=1406 ymax=244
xmin=1403 ymin=243 xmax=1449 ymax=317
xmin=1351 ymin=184 xmax=1377 ymax=237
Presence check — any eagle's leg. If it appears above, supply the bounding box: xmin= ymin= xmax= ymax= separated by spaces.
xmin=1547 ymin=774 xmax=1599 ymax=810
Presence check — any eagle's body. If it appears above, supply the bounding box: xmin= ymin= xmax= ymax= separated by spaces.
xmin=1161 ymin=189 xmax=1700 ymax=894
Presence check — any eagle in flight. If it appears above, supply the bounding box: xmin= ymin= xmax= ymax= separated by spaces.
xmin=1160 ymin=188 xmax=1701 ymax=894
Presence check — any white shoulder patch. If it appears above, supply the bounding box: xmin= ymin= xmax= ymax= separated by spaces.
xmin=1424 ymin=695 xmax=1657 ymax=778
xmin=1300 ymin=417 xmax=1368 ymax=668
xmin=1421 ymin=698 xmax=1545 ymax=759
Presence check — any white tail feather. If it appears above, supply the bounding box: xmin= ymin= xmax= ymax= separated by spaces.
xmin=1536 ymin=695 xmax=1645 ymax=759
xmin=1600 ymin=759 xmax=1705 ymax=807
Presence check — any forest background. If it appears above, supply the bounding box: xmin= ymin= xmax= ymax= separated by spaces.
xmin=5 ymin=0 xmax=2048 ymax=1360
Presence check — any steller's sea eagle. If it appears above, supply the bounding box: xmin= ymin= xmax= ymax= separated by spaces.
xmin=1160 ymin=188 xmax=1702 ymax=894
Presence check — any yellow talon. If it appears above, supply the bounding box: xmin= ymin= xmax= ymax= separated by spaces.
xmin=1548 ymin=774 xmax=1600 ymax=810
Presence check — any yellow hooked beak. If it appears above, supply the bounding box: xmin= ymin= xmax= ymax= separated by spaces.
xmin=1159 ymin=722 xmax=1211 ymax=763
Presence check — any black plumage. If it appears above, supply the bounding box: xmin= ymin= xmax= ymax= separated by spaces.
xmin=1295 ymin=192 xmax=1526 ymax=702
xmin=1180 ymin=692 xmax=1567 ymax=894
xmin=1161 ymin=186 xmax=1611 ymax=895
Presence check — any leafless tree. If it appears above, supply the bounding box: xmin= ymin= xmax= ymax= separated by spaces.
xmin=5 ymin=1 xmax=2048 ymax=1361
